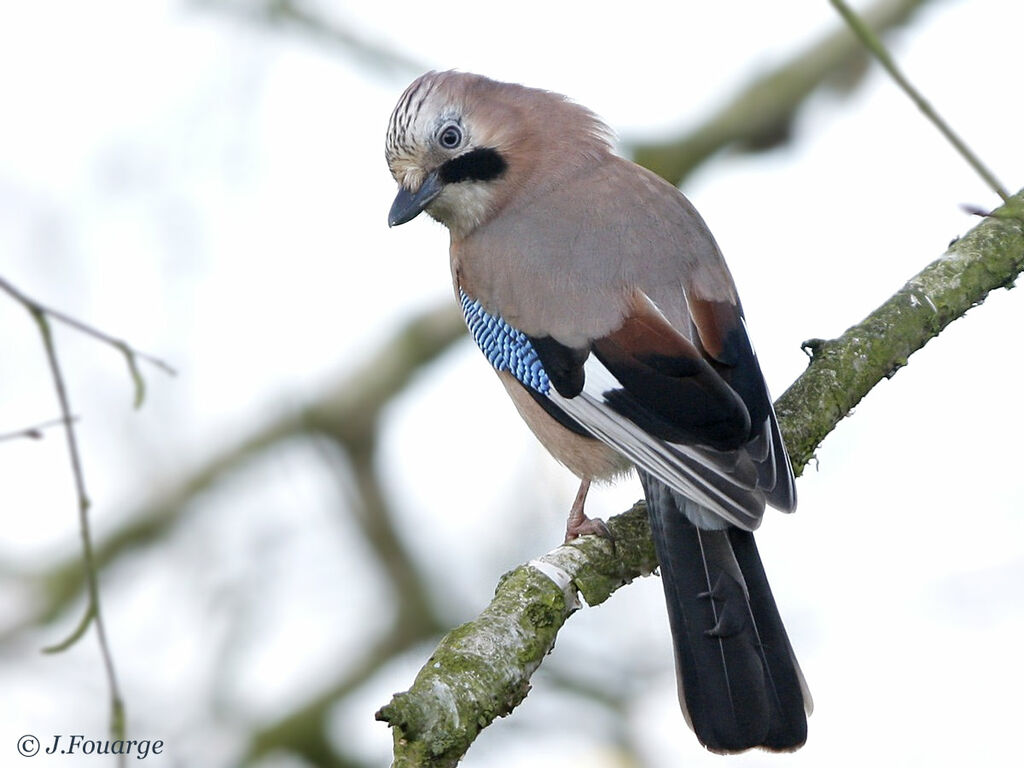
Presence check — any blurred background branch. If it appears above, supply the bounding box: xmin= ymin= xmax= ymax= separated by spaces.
xmin=630 ymin=0 xmax=936 ymax=185
xmin=195 ymin=0 xmax=429 ymax=75
xmin=1 ymin=303 xmax=463 ymax=642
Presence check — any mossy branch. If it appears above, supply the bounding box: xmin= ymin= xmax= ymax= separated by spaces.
xmin=378 ymin=191 xmax=1024 ymax=766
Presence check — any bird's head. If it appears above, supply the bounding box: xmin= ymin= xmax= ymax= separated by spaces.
xmin=385 ymin=71 xmax=612 ymax=238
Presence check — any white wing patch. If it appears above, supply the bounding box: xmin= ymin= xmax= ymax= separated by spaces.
xmin=548 ymin=356 xmax=766 ymax=531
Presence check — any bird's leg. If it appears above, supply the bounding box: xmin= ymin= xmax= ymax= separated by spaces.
xmin=563 ymin=478 xmax=613 ymax=544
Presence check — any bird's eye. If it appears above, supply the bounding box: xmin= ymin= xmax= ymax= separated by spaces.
xmin=438 ymin=124 xmax=463 ymax=149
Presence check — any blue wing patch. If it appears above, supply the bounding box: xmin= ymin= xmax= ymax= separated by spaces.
xmin=459 ymin=290 xmax=550 ymax=394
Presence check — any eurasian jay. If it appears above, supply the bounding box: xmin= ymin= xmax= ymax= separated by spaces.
xmin=385 ymin=70 xmax=811 ymax=753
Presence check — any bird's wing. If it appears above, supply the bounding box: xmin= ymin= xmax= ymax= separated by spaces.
xmin=684 ymin=292 xmax=796 ymax=513
xmin=456 ymin=158 xmax=794 ymax=526
xmin=539 ymin=291 xmax=789 ymax=530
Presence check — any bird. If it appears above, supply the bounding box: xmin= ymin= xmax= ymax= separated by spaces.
xmin=384 ymin=70 xmax=811 ymax=753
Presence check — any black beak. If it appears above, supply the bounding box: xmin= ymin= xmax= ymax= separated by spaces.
xmin=388 ymin=171 xmax=443 ymax=227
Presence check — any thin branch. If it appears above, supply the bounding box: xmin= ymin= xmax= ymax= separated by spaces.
xmin=0 ymin=276 xmax=176 ymax=408
xmin=0 ymin=276 xmax=179 ymax=762
xmin=0 ymin=416 xmax=77 ymax=442
xmin=629 ymin=0 xmax=936 ymax=186
xmin=378 ymin=190 xmax=1024 ymax=766
xmin=26 ymin=307 xmax=126 ymax=752
xmin=829 ymin=0 xmax=1010 ymax=202
xmin=41 ymin=601 xmax=95 ymax=654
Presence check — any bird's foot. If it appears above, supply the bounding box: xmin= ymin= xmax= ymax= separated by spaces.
xmin=563 ymin=478 xmax=615 ymax=546
xmin=565 ymin=513 xmax=613 ymax=543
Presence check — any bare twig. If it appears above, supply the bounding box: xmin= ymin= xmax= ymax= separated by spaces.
xmin=0 ymin=416 xmax=77 ymax=442
xmin=0 ymin=277 xmax=181 ymax=762
xmin=0 ymin=276 xmax=176 ymax=408
xmin=829 ymin=0 xmax=1010 ymax=202
xmin=26 ymin=307 xmax=126 ymax=753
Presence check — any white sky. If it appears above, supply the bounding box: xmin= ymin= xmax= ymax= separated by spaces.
xmin=1 ymin=1 xmax=1022 ymax=766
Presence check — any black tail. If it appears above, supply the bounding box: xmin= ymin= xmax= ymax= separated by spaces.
xmin=640 ymin=472 xmax=810 ymax=753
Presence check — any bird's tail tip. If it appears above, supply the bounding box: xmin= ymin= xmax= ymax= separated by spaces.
xmin=641 ymin=472 xmax=810 ymax=753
